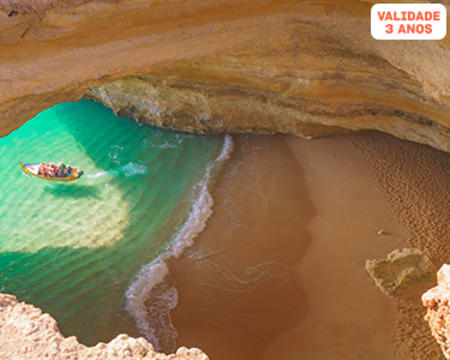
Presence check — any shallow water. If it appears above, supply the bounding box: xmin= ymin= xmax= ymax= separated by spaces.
xmin=0 ymin=99 xmax=223 ymax=345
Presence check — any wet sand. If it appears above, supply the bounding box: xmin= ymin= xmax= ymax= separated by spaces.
xmin=167 ymin=135 xmax=313 ymax=359
xmin=158 ymin=132 xmax=448 ymax=359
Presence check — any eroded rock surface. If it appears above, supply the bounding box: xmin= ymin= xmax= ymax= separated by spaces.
xmin=365 ymin=248 xmax=435 ymax=295
xmin=0 ymin=0 xmax=449 ymax=151
xmin=0 ymin=293 xmax=208 ymax=360
xmin=423 ymin=265 xmax=450 ymax=360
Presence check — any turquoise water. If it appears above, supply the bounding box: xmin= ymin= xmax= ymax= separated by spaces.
xmin=0 ymin=99 xmax=225 ymax=346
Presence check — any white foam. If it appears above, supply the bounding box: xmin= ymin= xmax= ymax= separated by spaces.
xmin=85 ymin=171 xmax=109 ymax=179
xmin=85 ymin=162 xmax=148 ymax=179
xmin=125 ymin=135 xmax=233 ymax=352
xmin=118 ymin=162 xmax=148 ymax=176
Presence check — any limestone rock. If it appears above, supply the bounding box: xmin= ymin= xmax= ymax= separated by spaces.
xmin=365 ymin=248 xmax=435 ymax=296
xmin=0 ymin=293 xmax=209 ymax=360
xmin=0 ymin=0 xmax=449 ymax=152
xmin=423 ymin=265 xmax=450 ymax=360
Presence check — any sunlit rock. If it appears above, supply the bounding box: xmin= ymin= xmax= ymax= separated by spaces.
xmin=0 ymin=293 xmax=209 ymax=360
xmin=365 ymin=248 xmax=435 ymax=295
xmin=423 ymin=265 xmax=450 ymax=360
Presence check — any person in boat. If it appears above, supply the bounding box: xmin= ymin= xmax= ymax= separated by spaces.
xmin=57 ymin=162 xmax=70 ymax=177
xmin=37 ymin=162 xmax=73 ymax=178
xmin=38 ymin=162 xmax=48 ymax=177
xmin=47 ymin=163 xmax=56 ymax=178
xmin=57 ymin=162 xmax=68 ymax=177
xmin=54 ymin=163 xmax=61 ymax=177
xmin=38 ymin=162 xmax=44 ymax=176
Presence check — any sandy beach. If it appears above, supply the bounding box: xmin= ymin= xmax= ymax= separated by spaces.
xmin=153 ymin=131 xmax=450 ymax=360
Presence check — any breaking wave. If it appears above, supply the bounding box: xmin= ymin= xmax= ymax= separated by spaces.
xmin=125 ymin=135 xmax=233 ymax=352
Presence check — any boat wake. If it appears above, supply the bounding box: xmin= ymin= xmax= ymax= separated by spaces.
xmin=125 ymin=135 xmax=233 ymax=352
xmin=0 ymin=99 xmax=224 ymax=346
xmin=85 ymin=162 xmax=148 ymax=179
xmin=85 ymin=171 xmax=109 ymax=179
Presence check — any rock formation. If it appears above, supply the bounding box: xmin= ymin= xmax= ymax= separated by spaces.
xmin=365 ymin=248 xmax=435 ymax=295
xmin=423 ymin=265 xmax=450 ymax=360
xmin=0 ymin=293 xmax=208 ymax=360
xmin=0 ymin=0 xmax=449 ymax=151
xmin=0 ymin=0 xmax=450 ymax=358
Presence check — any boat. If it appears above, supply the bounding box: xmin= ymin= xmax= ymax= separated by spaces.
xmin=20 ymin=162 xmax=83 ymax=182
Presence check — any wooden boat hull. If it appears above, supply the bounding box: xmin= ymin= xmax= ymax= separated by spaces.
xmin=20 ymin=162 xmax=82 ymax=182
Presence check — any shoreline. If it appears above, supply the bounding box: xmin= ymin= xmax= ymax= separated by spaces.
xmin=168 ymin=134 xmax=312 ymax=359
xmin=155 ymin=132 xmax=447 ymax=359
xmin=0 ymin=130 xmax=448 ymax=358
xmin=125 ymin=135 xmax=233 ymax=352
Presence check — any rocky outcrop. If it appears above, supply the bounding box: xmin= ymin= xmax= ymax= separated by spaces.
xmin=423 ymin=265 xmax=450 ymax=360
xmin=365 ymin=248 xmax=435 ymax=295
xmin=0 ymin=293 xmax=208 ymax=360
xmin=0 ymin=0 xmax=449 ymax=151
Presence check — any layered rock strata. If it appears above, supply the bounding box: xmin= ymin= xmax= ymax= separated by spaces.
xmin=0 ymin=293 xmax=208 ymax=360
xmin=1 ymin=0 xmax=450 ymax=358
xmin=0 ymin=0 xmax=449 ymax=151
xmin=423 ymin=265 xmax=450 ymax=360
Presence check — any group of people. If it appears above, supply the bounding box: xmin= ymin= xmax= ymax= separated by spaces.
xmin=38 ymin=162 xmax=73 ymax=178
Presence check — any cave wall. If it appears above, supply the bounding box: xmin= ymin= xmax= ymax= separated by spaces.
xmin=0 ymin=0 xmax=449 ymax=150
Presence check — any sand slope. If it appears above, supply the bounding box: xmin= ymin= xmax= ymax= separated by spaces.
xmin=151 ymin=132 xmax=447 ymax=359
